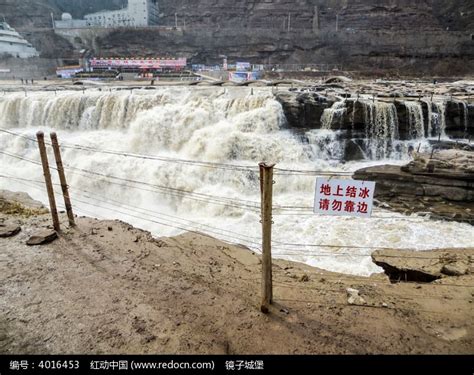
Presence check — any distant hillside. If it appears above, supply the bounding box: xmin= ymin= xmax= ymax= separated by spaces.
xmin=431 ymin=0 xmax=474 ymax=31
xmin=0 ymin=0 xmax=472 ymax=74
xmin=0 ymin=0 xmax=57 ymax=28
xmin=0 ymin=0 xmax=127 ymax=28
xmin=157 ymin=0 xmax=474 ymax=32
xmin=2 ymin=0 xmax=472 ymax=32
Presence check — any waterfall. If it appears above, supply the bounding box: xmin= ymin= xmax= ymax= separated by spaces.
xmin=320 ymin=100 xmax=346 ymax=130
xmin=304 ymin=129 xmax=344 ymax=161
xmin=351 ymin=100 xmax=356 ymax=129
xmin=432 ymin=101 xmax=447 ymax=137
xmin=1 ymin=87 xmax=472 ymax=277
xmin=459 ymin=101 xmax=469 ymax=134
xmin=404 ymin=101 xmax=425 ymax=139
xmin=0 ymin=91 xmax=172 ymax=130
xmin=361 ymin=100 xmax=399 ymax=159
xmin=421 ymin=99 xmax=433 ymax=137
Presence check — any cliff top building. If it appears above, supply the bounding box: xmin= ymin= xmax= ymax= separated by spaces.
xmin=84 ymin=0 xmax=160 ymax=28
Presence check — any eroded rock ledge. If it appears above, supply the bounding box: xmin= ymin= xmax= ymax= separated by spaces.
xmin=353 ymin=150 xmax=474 ymax=224
xmin=372 ymin=248 xmax=473 ymax=283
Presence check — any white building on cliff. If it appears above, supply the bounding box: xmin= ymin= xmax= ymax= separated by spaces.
xmin=84 ymin=0 xmax=160 ymax=28
xmin=0 ymin=21 xmax=39 ymax=58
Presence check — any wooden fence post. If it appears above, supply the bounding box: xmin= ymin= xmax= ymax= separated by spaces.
xmin=259 ymin=162 xmax=275 ymax=313
xmin=50 ymin=132 xmax=75 ymax=227
xmin=36 ymin=131 xmax=60 ymax=232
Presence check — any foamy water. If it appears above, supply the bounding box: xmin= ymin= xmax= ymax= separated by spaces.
xmin=0 ymin=87 xmax=472 ymax=276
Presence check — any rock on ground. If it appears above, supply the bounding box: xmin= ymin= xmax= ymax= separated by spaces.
xmin=26 ymin=230 xmax=58 ymax=246
xmin=0 ymin=224 xmax=21 ymax=238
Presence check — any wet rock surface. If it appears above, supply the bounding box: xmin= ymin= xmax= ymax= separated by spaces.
xmin=403 ymin=149 xmax=474 ymax=175
xmin=354 ymin=150 xmax=474 ymax=224
xmin=276 ymin=91 xmax=333 ymax=129
xmin=277 ymin=81 xmax=473 ymax=139
xmin=275 ymin=80 xmax=473 ymax=161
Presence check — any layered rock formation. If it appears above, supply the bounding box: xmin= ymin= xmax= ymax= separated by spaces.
xmin=275 ymin=78 xmax=473 ymax=162
xmin=276 ymin=92 xmax=474 ymax=136
xmin=0 ymin=0 xmax=57 ymax=28
xmin=157 ymin=0 xmax=473 ymax=32
xmin=104 ymin=0 xmax=474 ymax=75
xmin=1 ymin=0 xmax=472 ymax=75
xmin=354 ymin=150 xmax=474 ymax=224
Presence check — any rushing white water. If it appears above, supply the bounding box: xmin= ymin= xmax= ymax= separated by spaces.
xmin=432 ymin=100 xmax=447 ymax=137
xmin=404 ymin=101 xmax=425 ymax=139
xmin=421 ymin=99 xmax=433 ymax=137
xmin=361 ymin=100 xmax=399 ymax=159
xmin=321 ymin=101 xmax=346 ymax=130
xmin=1 ymin=87 xmax=472 ymax=277
xmin=304 ymin=129 xmax=345 ymax=162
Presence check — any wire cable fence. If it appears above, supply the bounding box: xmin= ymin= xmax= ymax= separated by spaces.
xmin=5 ymin=171 xmax=473 ymax=312
xmin=0 ymin=130 xmax=472 ymax=283
xmin=0 ymin=127 xmax=353 ymax=176
xmin=6 ymin=175 xmax=474 ymax=315
xmin=1 ymin=133 xmax=473 ymax=321
xmin=1 ymin=168 xmax=466 ymax=262
xmin=3 ymin=172 xmax=473 ymax=293
xmin=0 ymin=170 xmax=376 ymax=264
xmin=272 ymin=280 xmax=471 ymax=302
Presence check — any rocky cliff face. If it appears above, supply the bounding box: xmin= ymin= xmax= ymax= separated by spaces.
xmin=353 ymin=150 xmax=474 ymax=224
xmin=96 ymin=0 xmax=474 ymax=75
xmin=157 ymin=0 xmax=473 ymax=32
xmin=1 ymin=0 xmax=473 ymax=75
xmin=0 ymin=0 xmax=56 ymax=28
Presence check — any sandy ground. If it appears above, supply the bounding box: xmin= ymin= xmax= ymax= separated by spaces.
xmin=0 ymin=192 xmax=473 ymax=354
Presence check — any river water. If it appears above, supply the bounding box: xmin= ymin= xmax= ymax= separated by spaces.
xmin=0 ymin=87 xmax=472 ymax=276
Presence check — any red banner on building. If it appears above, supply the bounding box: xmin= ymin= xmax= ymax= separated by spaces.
xmin=90 ymin=57 xmax=187 ymax=69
